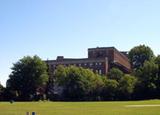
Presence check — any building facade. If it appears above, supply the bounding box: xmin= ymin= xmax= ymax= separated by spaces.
xmin=45 ymin=47 xmax=131 ymax=77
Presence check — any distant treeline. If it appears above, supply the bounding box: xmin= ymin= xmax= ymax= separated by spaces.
xmin=0 ymin=45 xmax=160 ymax=101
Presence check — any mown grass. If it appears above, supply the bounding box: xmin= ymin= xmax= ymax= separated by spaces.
xmin=0 ymin=100 xmax=160 ymax=115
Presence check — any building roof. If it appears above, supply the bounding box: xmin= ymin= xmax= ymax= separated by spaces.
xmin=88 ymin=46 xmax=115 ymax=50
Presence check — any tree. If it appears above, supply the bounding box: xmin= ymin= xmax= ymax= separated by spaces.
xmin=6 ymin=56 xmax=48 ymax=101
xmin=54 ymin=65 xmax=104 ymax=101
xmin=108 ymin=68 xmax=124 ymax=81
xmin=0 ymin=83 xmax=3 ymax=92
xmin=155 ymin=54 xmax=160 ymax=64
xmin=118 ymin=74 xmax=137 ymax=100
xmin=0 ymin=83 xmax=4 ymax=101
xmin=90 ymin=74 xmax=104 ymax=101
xmin=135 ymin=60 xmax=159 ymax=99
xmin=101 ymin=78 xmax=119 ymax=100
xmin=155 ymin=55 xmax=160 ymax=65
xmin=155 ymin=55 xmax=160 ymax=76
xmin=129 ymin=45 xmax=154 ymax=70
xmin=154 ymin=56 xmax=160 ymax=98
xmin=47 ymin=65 xmax=67 ymax=100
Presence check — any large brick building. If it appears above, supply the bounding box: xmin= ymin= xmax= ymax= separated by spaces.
xmin=45 ymin=47 xmax=131 ymax=77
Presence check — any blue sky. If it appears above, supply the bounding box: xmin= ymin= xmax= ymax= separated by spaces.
xmin=0 ymin=0 xmax=160 ymax=86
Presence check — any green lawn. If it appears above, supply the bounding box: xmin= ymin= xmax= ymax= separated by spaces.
xmin=0 ymin=100 xmax=160 ymax=115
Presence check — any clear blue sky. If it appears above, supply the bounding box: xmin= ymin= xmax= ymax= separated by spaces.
xmin=0 ymin=0 xmax=160 ymax=86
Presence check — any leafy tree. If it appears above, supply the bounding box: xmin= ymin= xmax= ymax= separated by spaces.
xmin=135 ymin=60 xmax=159 ymax=99
xmin=118 ymin=74 xmax=137 ymax=100
xmin=155 ymin=55 xmax=160 ymax=76
xmin=129 ymin=45 xmax=154 ymax=70
xmin=2 ymin=88 xmax=18 ymax=101
xmin=6 ymin=56 xmax=48 ymax=101
xmin=108 ymin=68 xmax=124 ymax=81
xmin=101 ymin=78 xmax=119 ymax=100
xmin=47 ymin=65 xmax=67 ymax=100
xmin=55 ymin=65 xmax=104 ymax=101
xmin=0 ymin=83 xmax=4 ymax=101
xmin=155 ymin=55 xmax=160 ymax=65
xmin=0 ymin=83 xmax=3 ymax=92
xmin=54 ymin=65 xmax=67 ymax=86
xmin=90 ymin=74 xmax=104 ymax=101
xmin=154 ymin=56 xmax=160 ymax=98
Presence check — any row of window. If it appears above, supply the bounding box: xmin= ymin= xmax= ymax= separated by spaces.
xmin=49 ymin=62 xmax=102 ymax=68
xmin=50 ymin=67 xmax=103 ymax=75
xmin=49 ymin=64 xmax=103 ymax=75
xmin=91 ymin=69 xmax=102 ymax=75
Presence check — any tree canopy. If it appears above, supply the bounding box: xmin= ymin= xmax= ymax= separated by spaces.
xmin=54 ymin=65 xmax=104 ymax=101
xmin=108 ymin=68 xmax=124 ymax=81
xmin=0 ymin=83 xmax=3 ymax=91
xmin=53 ymin=66 xmax=137 ymax=101
xmin=118 ymin=74 xmax=137 ymax=99
xmin=129 ymin=45 xmax=154 ymax=70
xmin=6 ymin=55 xmax=49 ymax=101
xmin=0 ymin=84 xmax=4 ymax=96
xmin=101 ymin=78 xmax=119 ymax=100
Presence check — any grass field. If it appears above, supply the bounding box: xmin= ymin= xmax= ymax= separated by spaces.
xmin=0 ymin=100 xmax=160 ymax=115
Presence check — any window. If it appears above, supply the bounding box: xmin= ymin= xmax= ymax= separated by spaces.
xmin=99 ymin=62 xmax=102 ymax=65
xmin=51 ymin=64 xmax=56 ymax=68
xmin=99 ymin=70 xmax=102 ymax=75
xmin=90 ymin=63 xmax=93 ymax=66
